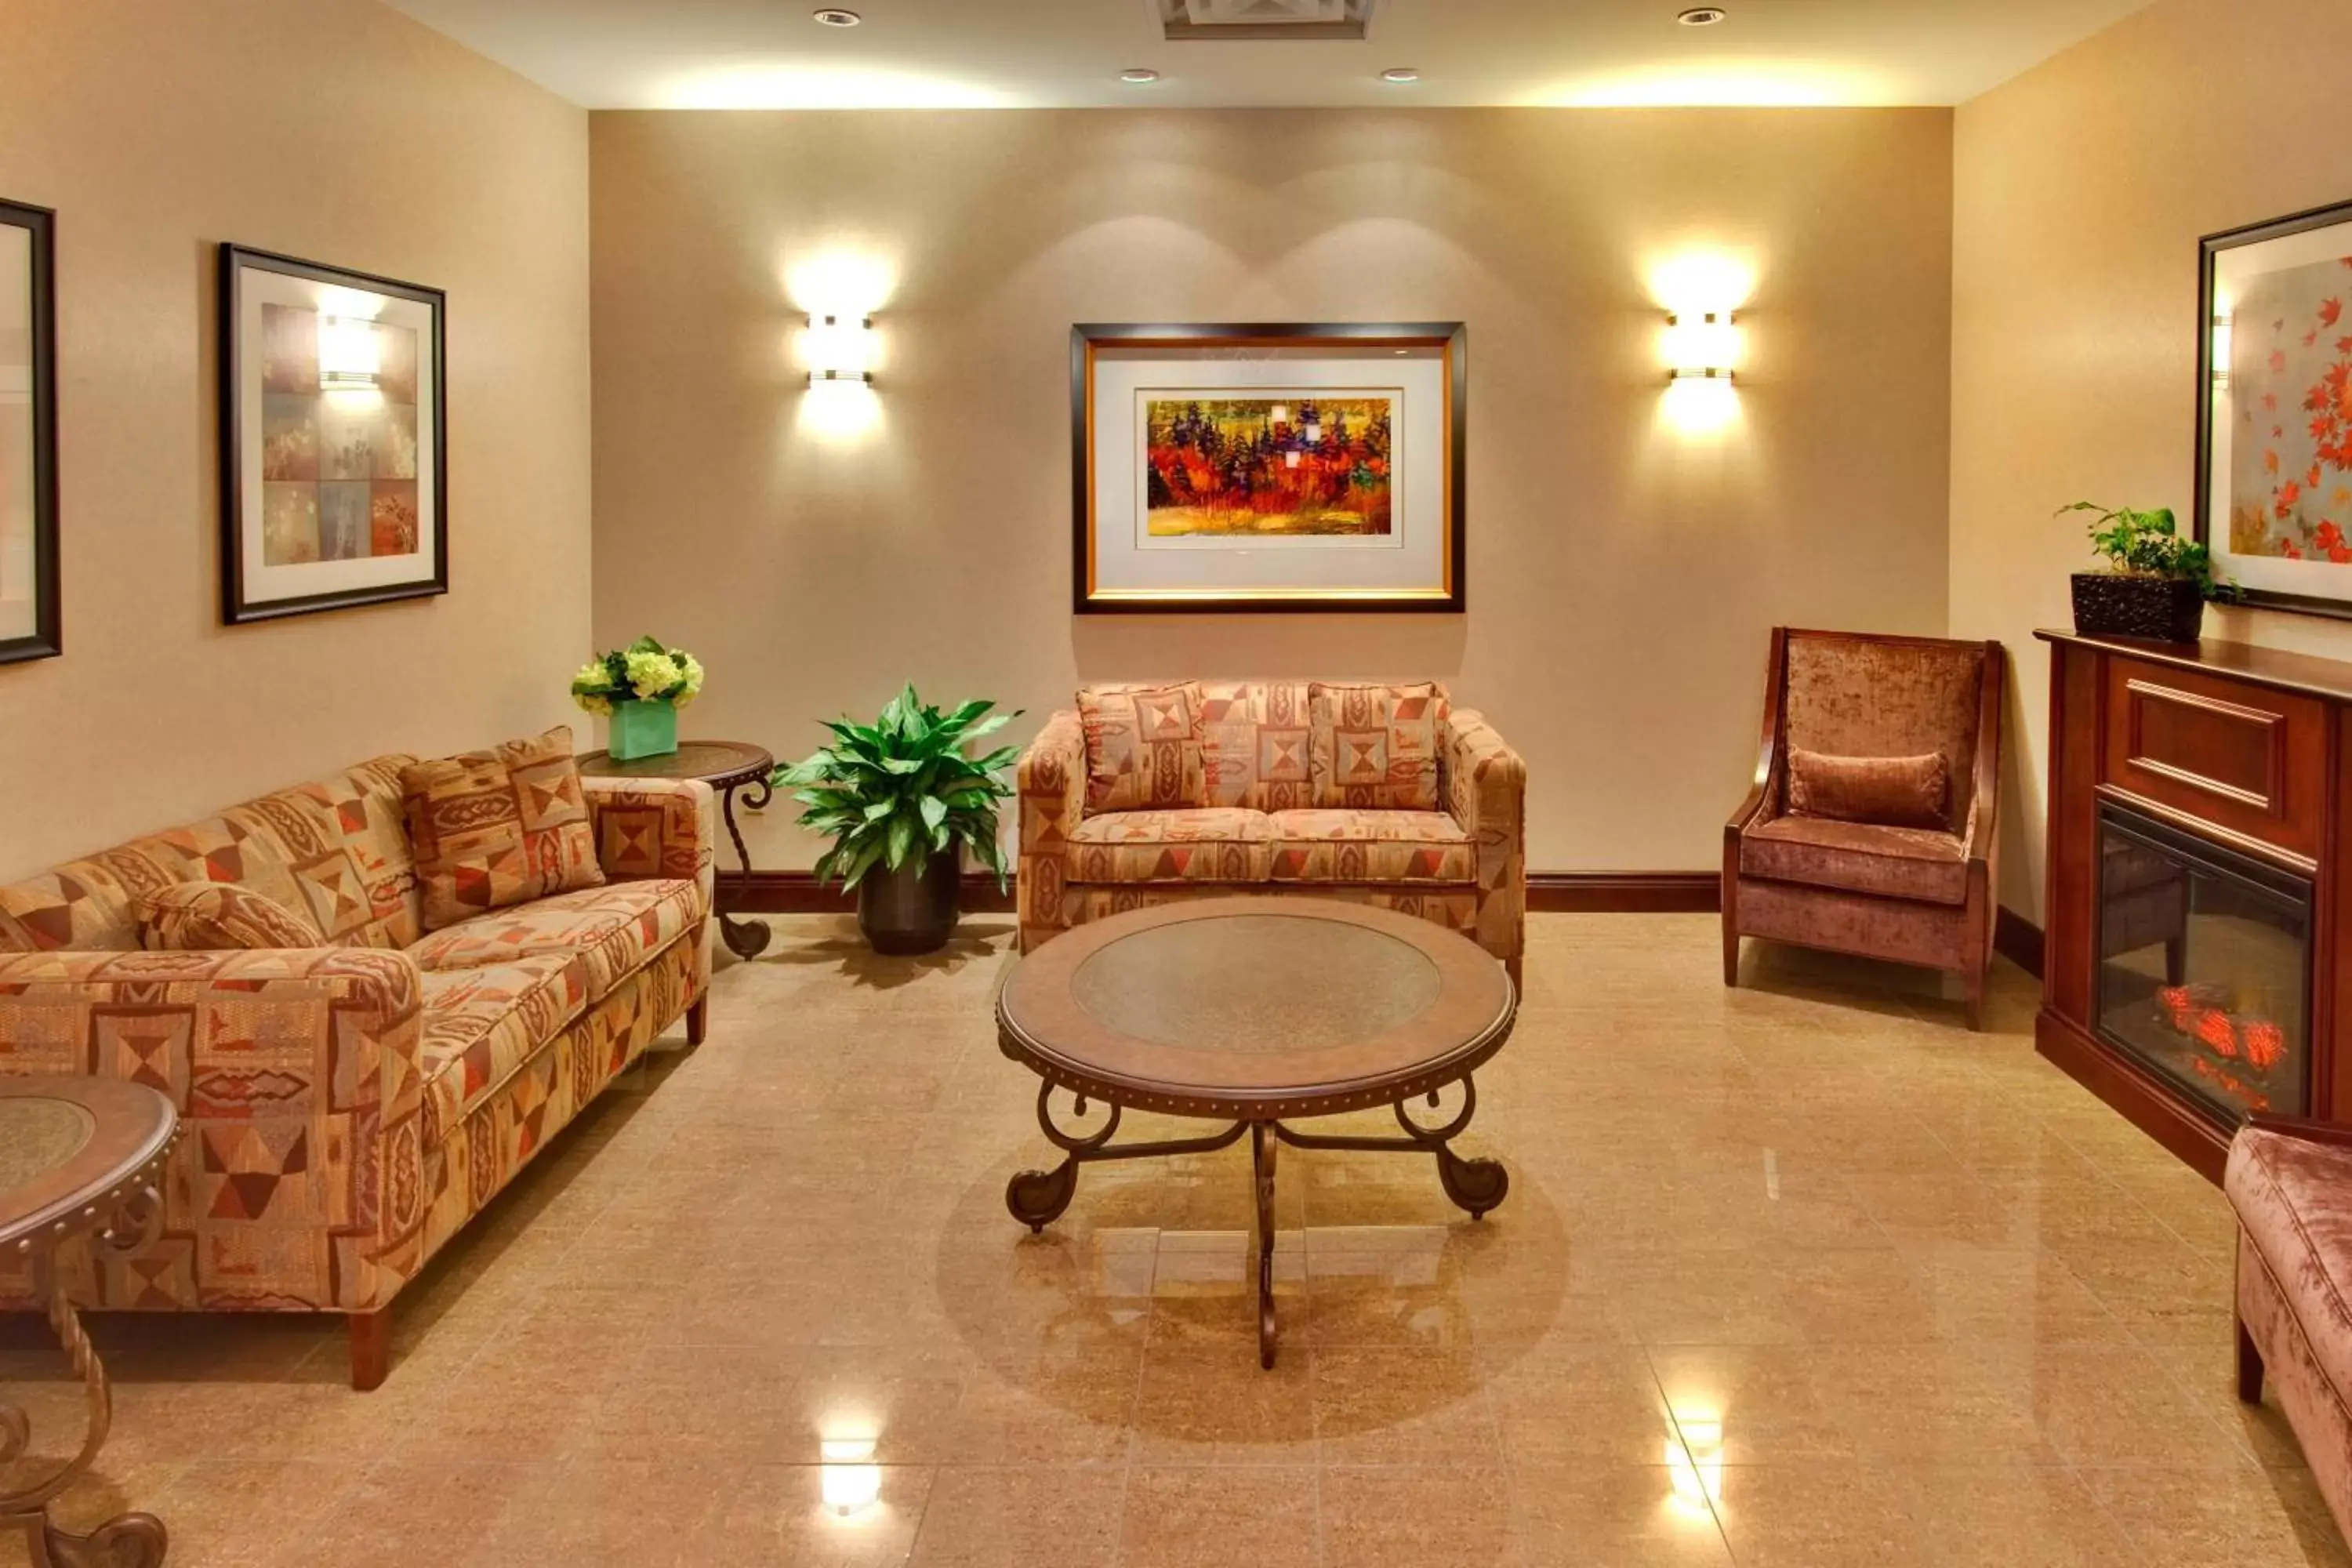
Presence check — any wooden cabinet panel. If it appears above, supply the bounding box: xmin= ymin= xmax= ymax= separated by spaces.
xmin=2100 ymin=655 xmax=2326 ymax=858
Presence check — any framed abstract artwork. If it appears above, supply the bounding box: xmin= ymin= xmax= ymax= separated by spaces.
xmin=2197 ymin=198 xmax=2352 ymax=618
xmin=1071 ymin=322 xmax=1467 ymax=613
xmin=220 ymin=245 xmax=445 ymax=624
xmin=0 ymin=198 xmax=59 ymax=664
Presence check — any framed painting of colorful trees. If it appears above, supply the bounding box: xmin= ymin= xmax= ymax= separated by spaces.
xmin=220 ymin=245 xmax=446 ymax=624
xmin=2198 ymin=198 xmax=2352 ymax=618
xmin=1072 ymin=323 xmax=1466 ymax=612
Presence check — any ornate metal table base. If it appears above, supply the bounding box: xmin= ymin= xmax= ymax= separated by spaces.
xmin=715 ymin=772 xmax=774 ymax=961
xmin=4 ymin=1186 xmax=171 ymax=1568
xmin=1004 ymin=1079 xmax=1508 ymax=1369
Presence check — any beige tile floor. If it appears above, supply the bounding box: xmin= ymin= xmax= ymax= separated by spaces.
xmin=5 ymin=913 xmax=2348 ymax=1566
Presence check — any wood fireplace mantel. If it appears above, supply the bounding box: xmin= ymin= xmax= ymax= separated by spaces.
xmin=2037 ymin=629 xmax=2352 ymax=1182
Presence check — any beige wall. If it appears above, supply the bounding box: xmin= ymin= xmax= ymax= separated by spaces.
xmin=0 ymin=0 xmax=590 ymax=877
xmin=1951 ymin=0 xmax=2352 ymax=920
xmin=590 ymin=108 xmax=1955 ymax=873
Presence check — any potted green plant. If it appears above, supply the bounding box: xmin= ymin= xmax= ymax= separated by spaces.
xmin=2059 ymin=502 xmax=2233 ymax=643
xmin=776 ymin=685 xmax=1019 ymax=955
xmin=572 ymin=636 xmax=704 ymax=760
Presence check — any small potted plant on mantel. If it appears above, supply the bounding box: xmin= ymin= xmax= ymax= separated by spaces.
xmin=2058 ymin=501 xmax=2235 ymax=643
xmin=776 ymin=685 xmax=1019 ymax=956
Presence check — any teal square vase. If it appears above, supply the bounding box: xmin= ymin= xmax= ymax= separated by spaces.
xmin=609 ymin=699 xmax=678 ymax=761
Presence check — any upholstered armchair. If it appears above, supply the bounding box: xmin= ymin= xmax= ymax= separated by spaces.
xmin=1722 ymin=628 xmax=2005 ymax=1027
xmin=2227 ymin=1114 xmax=2352 ymax=1547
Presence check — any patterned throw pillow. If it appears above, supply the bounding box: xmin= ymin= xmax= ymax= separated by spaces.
xmin=1077 ymin=682 xmax=1208 ymax=816
xmin=1308 ymin=681 xmax=1450 ymax=810
xmin=401 ymin=728 xmax=605 ymax=931
xmin=136 ymin=881 xmax=327 ymax=952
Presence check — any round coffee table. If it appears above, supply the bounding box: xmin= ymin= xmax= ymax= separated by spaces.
xmin=996 ymin=897 xmax=1517 ymax=1368
xmin=0 ymin=1076 xmax=177 ymax=1568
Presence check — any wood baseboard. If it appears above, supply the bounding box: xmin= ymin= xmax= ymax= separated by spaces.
xmin=730 ymin=869 xmax=1723 ymax=916
xmin=1524 ymin=873 xmax=1719 ymax=913
xmin=1994 ymin=905 xmax=2045 ymax=980
xmin=729 ymin=871 xmax=1017 ymax=914
xmin=731 ymin=870 xmax=2044 ymax=943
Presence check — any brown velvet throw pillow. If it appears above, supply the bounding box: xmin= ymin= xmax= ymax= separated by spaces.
xmin=136 ymin=881 xmax=327 ymax=952
xmin=1787 ymin=747 xmax=1951 ymax=830
xmin=401 ymin=728 xmax=605 ymax=931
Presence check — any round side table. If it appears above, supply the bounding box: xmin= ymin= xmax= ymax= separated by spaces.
xmin=579 ymin=739 xmax=776 ymax=961
xmin=1 ymin=1076 xmax=178 ymax=1568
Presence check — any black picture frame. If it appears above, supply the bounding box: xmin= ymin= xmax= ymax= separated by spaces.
xmin=1070 ymin=321 xmax=1468 ymax=614
xmin=0 ymin=198 xmax=59 ymax=666
xmin=2195 ymin=196 xmax=2352 ymax=621
xmin=219 ymin=243 xmax=448 ymax=625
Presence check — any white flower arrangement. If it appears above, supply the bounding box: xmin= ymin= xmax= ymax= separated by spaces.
xmin=571 ymin=636 xmax=704 ymax=716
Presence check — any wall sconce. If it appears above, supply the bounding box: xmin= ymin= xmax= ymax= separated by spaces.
xmin=318 ymin=315 xmax=381 ymax=390
xmin=819 ymin=1437 xmax=881 ymax=1517
xmin=2211 ymin=310 xmax=2233 ymax=389
xmin=806 ymin=312 xmax=874 ymax=387
xmin=1664 ymin=310 xmax=1738 ymax=383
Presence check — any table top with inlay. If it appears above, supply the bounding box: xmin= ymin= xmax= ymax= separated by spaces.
xmin=996 ymin=897 xmax=1515 ymax=1120
xmin=0 ymin=1078 xmax=177 ymax=1258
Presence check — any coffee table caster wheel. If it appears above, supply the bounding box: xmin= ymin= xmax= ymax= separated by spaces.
xmin=1006 ymin=1161 xmax=1077 ymax=1231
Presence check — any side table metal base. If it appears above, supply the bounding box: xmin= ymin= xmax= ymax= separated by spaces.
xmin=717 ymin=773 xmax=774 ymax=960
xmin=3 ymin=1215 xmax=172 ymax=1567
xmin=1004 ymin=1077 xmax=1507 ymax=1368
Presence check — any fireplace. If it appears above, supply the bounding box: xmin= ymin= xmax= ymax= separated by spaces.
xmin=2038 ymin=630 xmax=2352 ymax=1181
xmin=2094 ymin=801 xmax=2313 ymax=1125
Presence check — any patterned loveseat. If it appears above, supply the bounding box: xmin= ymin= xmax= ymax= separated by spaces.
xmin=0 ymin=748 xmax=713 ymax=1388
xmin=1017 ymin=681 xmax=1525 ymax=983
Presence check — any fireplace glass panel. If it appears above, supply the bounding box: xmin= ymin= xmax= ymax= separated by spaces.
xmin=2095 ymin=804 xmax=2312 ymax=1125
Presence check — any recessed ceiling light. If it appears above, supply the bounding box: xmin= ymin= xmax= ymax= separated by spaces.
xmin=1379 ymin=67 xmax=1421 ymax=84
xmin=812 ymin=8 xmax=861 ymax=26
xmin=1676 ymin=6 xmax=1728 ymax=24
xmin=1120 ymin=67 xmax=1161 ymax=84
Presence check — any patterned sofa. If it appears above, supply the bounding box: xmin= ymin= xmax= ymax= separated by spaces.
xmin=1016 ymin=681 xmax=1525 ymax=983
xmin=0 ymin=749 xmax=713 ymax=1388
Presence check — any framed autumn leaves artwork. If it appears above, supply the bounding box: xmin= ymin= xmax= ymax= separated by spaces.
xmin=220 ymin=245 xmax=445 ymax=623
xmin=2198 ymin=198 xmax=2352 ymax=618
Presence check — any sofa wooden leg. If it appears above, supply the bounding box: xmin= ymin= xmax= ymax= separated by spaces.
xmin=2238 ymin=1316 xmax=2265 ymax=1404
xmin=1504 ymin=955 xmax=1523 ymax=995
xmin=1963 ymin=962 xmax=1989 ymax=1032
xmin=349 ymin=1306 xmax=392 ymax=1392
xmin=686 ymin=996 xmax=708 ymax=1047
xmin=1722 ymin=929 xmax=1740 ymax=988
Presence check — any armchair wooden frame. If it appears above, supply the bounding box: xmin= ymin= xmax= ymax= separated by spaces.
xmin=1722 ymin=627 xmax=2006 ymax=1029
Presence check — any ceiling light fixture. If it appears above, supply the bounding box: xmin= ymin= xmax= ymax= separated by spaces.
xmin=1120 ymin=67 xmax=1162 ymax=84
xmin=812 ymin=8 xmax=862 ymax=26
xmin=1676 ymin=6 xmax=1727 ymax=24
xmin=1379 ymin=67 xmax=1421 ymax=84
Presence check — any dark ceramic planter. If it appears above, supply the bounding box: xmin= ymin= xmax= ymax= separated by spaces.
xmin=2071 ymin=572 xmax=2205 ymax=643
xmin=857 ymin=851 xmax=962 ymax=956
